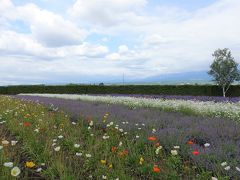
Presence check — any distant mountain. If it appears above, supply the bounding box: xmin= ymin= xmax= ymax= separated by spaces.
xmin=13 ymin=71 xmax=212 ymax=86
xmin=130 ymin=71 xmax=212 ymax=85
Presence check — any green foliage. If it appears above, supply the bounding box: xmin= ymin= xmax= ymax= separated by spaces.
xmin=208 ymin=48 xmax=240 ymax=97
xmin=1 ymin=84 xmax=240 ymax=96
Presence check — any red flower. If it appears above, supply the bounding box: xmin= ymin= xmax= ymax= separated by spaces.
xmin=23 ymin=122 xmax=31 ymax=127
xmin=155 ymin=142 xmax=160 ymax=147
xmin=192 ymin=150 xmax=199 ymax=155
xmin=148 ymin=136 xmax=157 ymax=141
xmin=153 ymin=165 xmax=161 ymax=173
xmin=111 ymin=146 xmax=117 ymax=153
xmin=187 ymin=140 xmax=194 ymax=145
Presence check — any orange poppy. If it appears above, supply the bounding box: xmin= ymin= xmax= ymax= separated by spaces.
xmin=23 ymin=122 xmax=31 ymax=127
xmin=111 ymin=146 xmax=117 ymax=153
xmin=192 ymin=150 xmax=199 ymax=155
xmin=187 ymin=140 xmax=194 ymax=145
xmin=153 ymin=165 xmax=161 ymax=173
xmin=148 ymin=136 xmax=157 ymax=141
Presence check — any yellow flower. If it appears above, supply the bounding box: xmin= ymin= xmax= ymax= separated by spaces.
xmin=100 ymin=159 xmax=106 ymax=164
xmin=103 ymin=113 xmax=109 ymax=122
xmin=25 ymin=161 xmax=36 ymax=168
xmin=108 ymin=163 xmax=113 ymax=169
xmin=11 ymin=167 xmax=21 ymax=177
xmin=139 ymin=157 xmax=144 ymax=165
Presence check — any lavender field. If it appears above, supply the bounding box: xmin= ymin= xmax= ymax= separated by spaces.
xmin=16 ymin=95 xmax=240 ymax=179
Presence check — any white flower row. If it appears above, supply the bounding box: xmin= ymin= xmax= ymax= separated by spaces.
xmin=20 ymin=94 xmax=240 ymax=122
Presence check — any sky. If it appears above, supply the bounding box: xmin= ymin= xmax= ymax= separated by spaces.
xmin=0 ymin=0 xmax=240 ymax=85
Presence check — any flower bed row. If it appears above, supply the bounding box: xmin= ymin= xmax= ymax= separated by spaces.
xmin=1 ymin=95 xmax=238 ymax=179
xmin=21 ymin=94 xmax=240 ymax=122
xmin=86 ymin=94 xmax=240 ymax=103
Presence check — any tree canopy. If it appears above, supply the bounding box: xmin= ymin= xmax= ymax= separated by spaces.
xmin=208 ymin=48 xmax=240 ymax=97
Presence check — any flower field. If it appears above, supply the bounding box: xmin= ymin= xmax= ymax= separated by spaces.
xmin=21 ymin=94 xmax=240 ymax=122
xmin=1 ymin=95 xmax=240 ymax=179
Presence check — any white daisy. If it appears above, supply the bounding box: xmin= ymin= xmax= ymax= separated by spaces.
xmin=86 ymin=154 xmax=92 ymax=158
xmin=4 ymin=162 xmax=13 ymax=168
xmin=11 ymin=141 xmax=18 ymax=146
xmin=204 ymin=143 xmax=210 ymax=147
xmin=76 ymin=152 xmax=82 ymax=156
xmin=224 ymin=166 xmax=230 ymax=171
xmin=221 ymin=162 xmax=227 ymax=167
xmin=171 ymin=150 xmax=178 ymax=156
xmin=58 ymin=135 xmax=63 ymax=139
xmin=74 ymin=144 xmax=80 ymax=148
xmin=54 ymin=146 xmax=60 ymax=152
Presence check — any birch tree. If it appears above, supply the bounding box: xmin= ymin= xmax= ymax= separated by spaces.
xmin=208 ymin=48 xmax=240 ymax=97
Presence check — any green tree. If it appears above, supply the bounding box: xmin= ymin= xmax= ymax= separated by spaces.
xmin=208 ymin=48 xmax=240 ymax=97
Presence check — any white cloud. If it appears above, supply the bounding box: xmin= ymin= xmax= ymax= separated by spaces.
xmin=106 ymin=53 xmax=121 ymax=61
xmin=0 ymin=0 xmax=13 ymax=15
xmin=106 ymin=46 xmax=137 ymax=61
xmin=1 ymin=1 xmax=87 ymax=47
xmin=0 ymin=0 xmax=15 ymax=29
xmin=68 ymin=0 xmax=147 ymax=26
xmin=0 ymin=1 xmax=108 ymax=59
xmin=0 ymin=30 xmax=46 ymax=56
xmin=118 ymin=45 xmax=129 ymax=54
xmin=18 ymin=3 xmax=87 ymax=47
xmin=0 ymin=30 xmax=108 ymax=59
xmin=143 ymin=34 xmax=173 ymax=46
xmin=107 ymin=0 xmax=240 ymax=75
xmin=57 ymin=43 xmax=109 ymax=58
xmin=1 ymin=0 xmax=240 ymax=84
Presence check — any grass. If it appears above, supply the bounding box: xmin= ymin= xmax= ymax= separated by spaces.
xmin=0 ymin=95 xmax=236 ymax=179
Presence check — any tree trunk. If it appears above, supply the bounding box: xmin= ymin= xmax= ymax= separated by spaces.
xmin=222 ymin=86 xmax=226 ymax=97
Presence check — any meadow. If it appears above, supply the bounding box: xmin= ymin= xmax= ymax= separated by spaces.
xmin=0 ymin=94 xmax=240 ymax=179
